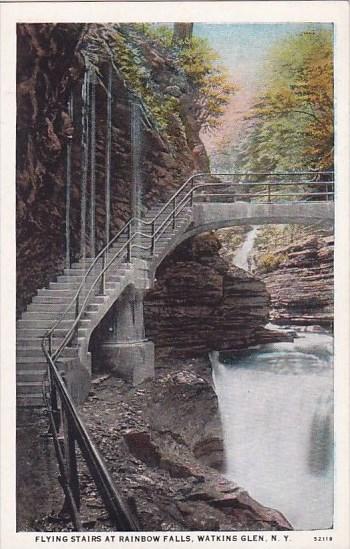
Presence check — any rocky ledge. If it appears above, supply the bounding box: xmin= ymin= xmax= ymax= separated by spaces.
xmin=258 ymin=235 xmax=334 ymax=327
xmin=144 ymin=234 xmax=289 ymax=357
xmin=74 ymin=356 xmax=292 ymax=531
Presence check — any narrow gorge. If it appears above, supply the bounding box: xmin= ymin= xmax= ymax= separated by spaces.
xmin=15 ymin=22 xmax=334 ymax=534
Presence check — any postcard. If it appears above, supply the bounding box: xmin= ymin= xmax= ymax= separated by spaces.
xmin=0 ymin=2 xmax=349 ymax=549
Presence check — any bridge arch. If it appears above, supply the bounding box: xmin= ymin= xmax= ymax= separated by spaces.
xmin=150 ymin=200 xmax=334 ymax=275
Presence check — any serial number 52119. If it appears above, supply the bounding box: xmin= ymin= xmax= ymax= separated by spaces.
xmin=314 ymin=537 xmax=333 ymax=542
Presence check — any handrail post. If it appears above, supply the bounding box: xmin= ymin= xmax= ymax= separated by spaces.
xmin=172 ymin=197 xmax=176 ymax=229
xmin=151 ymin=221 xmax=155 ymax=255
xmin=66 ymin=413 xmax=81 ymax=512
xmin=190 ymin=176 xmax=195 ymax=206
xmin=75 ymin=295 xmax=79 ymax=320
xmin=74 ymin=295 xmax=79 ymax=340
xmin=127 ymin=224 xmax=132 ymax=263
xmin=48 ymin=333 xmax=53 ymax=356
xmin=100 ymin=251 xmax=106 ymax=295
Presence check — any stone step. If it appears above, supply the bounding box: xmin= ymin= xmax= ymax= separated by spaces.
xmin=26 ymin=302 xmax=72 ymax=313
xmin=17 ymin=326 xmax=88 ymax=338
xmin=49 ymin=279 xmax=122 ymax=291
xmin=17 ymin=337 xmax=65 ymax=349
xmin=57 ymin=273 xmax=123 ymax=284
xmin=17 ymin=355 xmax=49 ymax=364
xmin=18 ymin=319 xmax=70 ymax=328
xmin=64 ymin=265 xmax=130 ymax=276
xmin=16 ymin=346 xmax=77 ymax=358
xmin=33 ymin=294 xmax=106 ymax=304
xmin=21 ymin=311 xmax=76 ymax=321
xmin=17 ymin=394 xmax=45 ymax=407
xmin=17 ymin=370 xmax=47 ymax=383
xmin=71 ymin=258 xmax=95 ymax=268
xmin=17 ymin=381 xmax=43 ymax=395
xmin=36 ymin=289 xmax=115 ymax=300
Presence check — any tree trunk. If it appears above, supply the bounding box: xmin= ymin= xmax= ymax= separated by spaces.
xmin=172 ymin=23 xmax=193 ymax=44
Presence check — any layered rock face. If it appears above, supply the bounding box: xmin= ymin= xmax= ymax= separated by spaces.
xmin=144 ymin=233 xmax=285 ymax=356
xmin=258 ymin=235 xmax=334 ymax=326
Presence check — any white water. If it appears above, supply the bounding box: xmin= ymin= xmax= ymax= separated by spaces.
xmin=233 ymin=226 xmax=258 ymax=271
xmin=212 ymin=329 xmax=334 ymax=530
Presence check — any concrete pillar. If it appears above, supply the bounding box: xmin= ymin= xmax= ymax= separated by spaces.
xmin=100 ymin=286 xmax=154 ymax=385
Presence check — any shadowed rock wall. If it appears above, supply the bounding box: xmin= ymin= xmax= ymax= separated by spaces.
xmin=144 ymin=233 xmax=283 ymax=356
xmin=16 ymin=23 xmax=201 ymax=315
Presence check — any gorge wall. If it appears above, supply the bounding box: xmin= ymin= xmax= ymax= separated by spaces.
xmin=144 ymin=233 xmax=284 ymax=357
xmin=16 ymin=23 xmax=203 ymax=315
xmin=257 ymin=234 xmax=334 ymax=327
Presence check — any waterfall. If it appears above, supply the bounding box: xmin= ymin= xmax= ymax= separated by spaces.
xmin=89 ymin=68 xmax=96 ymax=257
xmin=105 ymin=64 xmax=112 ymax=247
xmin=212 ymin=329 xmax=334 ymax=530
xmin=65 ymin=90 xmax=73 ymax=268
xmin=80 ymin=65 xmax=91 ymax=261
xmin=233 ymin=226 xmax=258 ymax=271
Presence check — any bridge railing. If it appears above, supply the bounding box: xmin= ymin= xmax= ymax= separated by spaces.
xmin=148 ymin=172 xmax=334 ymax=251
xmin=191 ymin=172 xmax=334 ymax=203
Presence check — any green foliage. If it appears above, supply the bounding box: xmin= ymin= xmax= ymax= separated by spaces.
xmin=257 ymin=252 xmax=288 ymax=273
xmin=255 ymin=225 xmax=303 ymax=250
xmin=112 ymin=31 xmax=180 ymax=131
xmin=85 ymin=24 xmax=235 ymax=139
xmin=136 ymin=23 xmax=174 ymax=48
xmin=177 ymin=36 xmax=237 ymax=132
xmin=136 ymin=25 xmax=236 ymax=133
xmin=234 ymin=28 xmax=334 ymax=172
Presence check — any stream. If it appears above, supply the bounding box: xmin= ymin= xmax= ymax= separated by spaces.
xmin=211 ymin=227 xmax=334 ymax=530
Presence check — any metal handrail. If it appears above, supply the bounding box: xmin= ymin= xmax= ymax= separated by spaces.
xmin=41 ymin=343 xmax=139 ymax=531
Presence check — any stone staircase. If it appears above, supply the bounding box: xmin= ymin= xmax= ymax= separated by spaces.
xmin=16 ymin=201 xmax=193 ymax=406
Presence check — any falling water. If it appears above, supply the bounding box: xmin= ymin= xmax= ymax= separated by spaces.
xmin=105 ymin=64 xmax=112 ymax=247
xmin=131 ymin=102 xmax=143 ymax=255
xmin=233 ymin=226 xmax=258 ymax=271
xmin=80 ymin=65 xmax=91 ymax=261
xmin=212 ymin=332 xmax=334 ymax=530
xmin=90 ymin=68 xmax=96 ymax=257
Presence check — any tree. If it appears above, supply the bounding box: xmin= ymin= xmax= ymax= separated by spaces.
xmin=172 ymin=23 xmax=193 ymax=44
xmin=234 ymin=29 xmax=334 ymax=173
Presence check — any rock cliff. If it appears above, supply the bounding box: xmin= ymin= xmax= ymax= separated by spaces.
xmin=257 ymin=235 xmax=334 ymax=327
xmin=144 ymin=233 xmax=287 ymax=356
